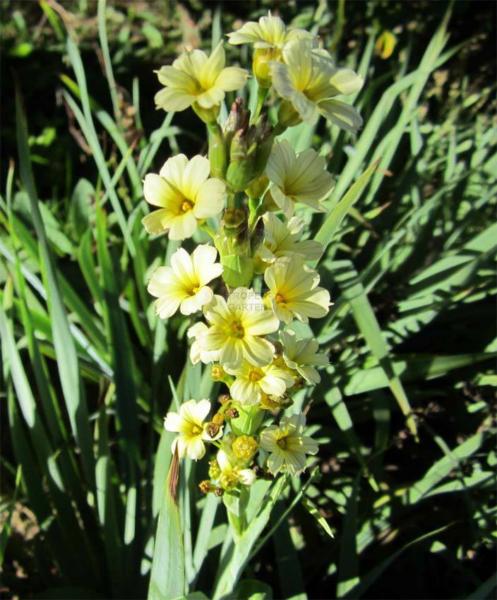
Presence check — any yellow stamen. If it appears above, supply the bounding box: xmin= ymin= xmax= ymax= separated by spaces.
xmin=190 ymin=423 xmax=203 ymax=436
xmin=248 ymin=369 xmax=263 ymax=383
xmin=230 ymin=321 xmax=245 ymax=338
xmin=181 ymin=199 xmax=194 ymax=212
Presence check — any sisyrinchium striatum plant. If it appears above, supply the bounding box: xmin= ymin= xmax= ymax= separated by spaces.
xmin=145 ymin=12 xmax=363 ymax=598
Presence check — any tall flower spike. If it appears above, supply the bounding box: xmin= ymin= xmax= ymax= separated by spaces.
xmin=142 ymin=154 xmax=225 ymax=240
xmin=147 ymin=245 xmax=223 ymax=319
xmin=155 ymin=42 xmax=248 ymax=121
xmin=202 ymin=287 xmax=279 ymax=368
xmin=260 ymin=413 xmax=319 ymax=475
xmin=265 ymin=141 xmax=334 ymax=217
xmin=264 ymin=256 xmax=331 ymax=323
xmin=271 ymin=39 xmax=364 ymax=132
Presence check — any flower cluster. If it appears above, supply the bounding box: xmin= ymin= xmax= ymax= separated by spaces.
xmin=143 ymin=13 xmax=363 ymax=495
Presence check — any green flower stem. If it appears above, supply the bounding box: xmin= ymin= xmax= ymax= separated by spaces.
xmin=207 ymin=121 xmax=227 ymax=179
xmin=199 ymin=222 xmax=217 ymax=239
xmin=226 ymin=190 xmax=245 ymax=211
xmin=248 ymin=197 xmax=264 ymax=231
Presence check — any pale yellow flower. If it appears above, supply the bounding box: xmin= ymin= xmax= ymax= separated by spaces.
xmin=264 ymin=256 xmax=330 ymax=323
xmin=203 ymin=288 xmax=279 ymax=368
xmin=142 ymin=154 xmax=225 ymax=240
xmin=228 ymin=13 xmax=314 ymax=88
xmin=260 ymin=413 xmax=318 ymax=475
xmin=227 ymin=12 xmax=312 ymax=49
xmin=148 ymin=245 xmax=222 ymax=319
xmin=271 ymin=40 xmax=364 ymax=132
xmin=225 ymin=360 xmax=294 ymax=405
xmin=164 ymin=399 xmax=221 ymax=460
xmin=280 ymin=330 xmax=329 ymax=384
xmin=155 ymin=42 xmax=248 ymax=115
xmin=187 ymin=322 xmax=220 ymax=365
xmin=214 ymin=449 xmax=256 ymax=490
xmin=257 ymin=214 xmax=323 ymax=267
xmin=265 ymin=141 xmax=333 ymax=217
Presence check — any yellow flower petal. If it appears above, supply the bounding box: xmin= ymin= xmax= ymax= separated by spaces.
xmin=142 ymin=209 xmax=170 ymax=235
xmin=154 ymin=87 xmax=195 ymax=112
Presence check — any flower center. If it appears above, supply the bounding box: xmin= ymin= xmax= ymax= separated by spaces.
xmin=230 ymin=320 xmax=245 ymax=339
xmin=248 ymin=369 xmax=263 ymax=383
xmin=276 ymin=435 xmax=289 ymax=450
xmin=181 ymin=199 xmax=194 ymax=213
xmin=275 ymin=293 xmax=286 ymax=304
xmin=189 ymin=423 xmax=203 ymax=437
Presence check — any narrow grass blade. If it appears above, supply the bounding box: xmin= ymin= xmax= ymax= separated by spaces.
xmin=333 ymin=260 xmax=417 ymax=436
xmin=15 ymin=87 xmax=95 ymax=487
xmin=148 ymin=456 xmax=186 ymax=600
xmin=314 ymin=161 xmax=378 ymax=264
xmin=336 ymin=477 xmax=360 ymax=597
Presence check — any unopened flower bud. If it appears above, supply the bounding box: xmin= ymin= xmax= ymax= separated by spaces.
xmin=232 ymin=435 xmax=258 ymax=462
xmin=253 ymin=48 xmax=281 ymax=88
xmin=226 ymin=117 xmax=274 ymax=191
xmin=375 ymin=30 xmax=397 ymax=60
xmin=224 ymin=98 xmax=250 ymax=147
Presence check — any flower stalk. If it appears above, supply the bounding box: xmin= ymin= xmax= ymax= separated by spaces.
xmin=142 ymin=10 xmax=364 ymax=589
